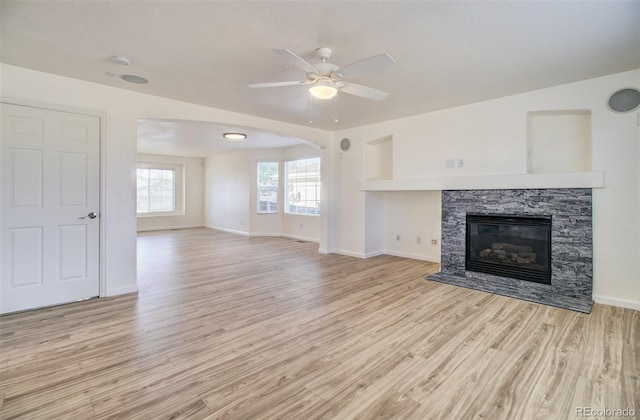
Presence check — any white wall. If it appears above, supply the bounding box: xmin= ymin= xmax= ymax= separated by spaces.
xmin=0 ymin=64 xmax=332 ymax=296
xmin=205 ymin=150 xmax=251 ymax=235
xmin=137 ymin=153 xmax=205 ymax=231
xmin=383 ymin=191 xmax=441 ymax=263
xmin=365 ymin=136 xmax=393 ymax=180
xmin=527 ymin=111 xmax=592 ymax=173
xmin=332 ymin=137 xmax=367 ymax=257
xmin=364 ymin=192 xmax=385 ymax=256
xmin=332 ymin=70 xmax=640 ymax=309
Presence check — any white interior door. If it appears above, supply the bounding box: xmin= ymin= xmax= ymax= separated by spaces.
xmin=1 ymin=103 xmax=100 ymax=314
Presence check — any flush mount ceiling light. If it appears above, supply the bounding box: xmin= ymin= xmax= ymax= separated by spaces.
xmin=120 ymin=74 xmax=148 ymax=84
xmin=223 ymin=132 xmax=247 ymax=141
xmin=309 ymin=81 xmax=338 ymax=100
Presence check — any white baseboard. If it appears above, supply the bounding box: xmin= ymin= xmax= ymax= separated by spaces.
xmin=281 ymin=233 xmax=319 ymax=243
xmin=105 ymin=285 xmax=139 ymax=297
xmin=593 ymin=294 xmax=640 ymax=311
xmin=137 ymin=224 xmax=204 ymax=232
xmin=364 ymin=250 xmax=385 ymax=258
xmin=248 ymin=232 xmax=319 ymax=243
xmin=249 ymin=232 xmax=281 ymax=237
xmin=383 ymin=250 xmax=441 ymax=263
xmin=205 ymin=225 xmax=250 ymax=236
xmin=331 ymin=249 xmax=367 ymax=258
xmin=328 ymin=248 xmax=440 ymax=263
xmin=319 ymin=248 xmax=330 ymax=254
xmin=208 ymin=227 xmax=319 ymax=244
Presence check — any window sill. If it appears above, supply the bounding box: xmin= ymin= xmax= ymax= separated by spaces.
xmin=284 ymin=213 xmax=320 ymax=217
xmin=137 ymin=212 xmax=185 ymax=218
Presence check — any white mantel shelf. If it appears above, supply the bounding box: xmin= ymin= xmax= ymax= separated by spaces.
xmin=358 ymin=171 xmax=605 ymax=192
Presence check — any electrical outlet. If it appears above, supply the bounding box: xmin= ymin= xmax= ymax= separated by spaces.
xmin=396 ymin=234 xmax=401 ymax=241
xmin=299 ymin=224 xmax=303 ymax=230
xmin=431 ymin=239 xmax=438 ymax=245
xmin=457 ymin=158 xmax=464 ymax=168
xmin=416 ymin=236 xmax=422 ymax=244
xmin=446 ymin=159 xmax=455 ymax=169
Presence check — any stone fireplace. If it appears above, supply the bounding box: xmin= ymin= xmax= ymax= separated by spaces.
xmin=428 ymin=188 xmax=593 ymax=313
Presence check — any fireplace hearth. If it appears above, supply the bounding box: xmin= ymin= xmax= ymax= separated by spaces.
xmin=465 ymin=214 xmax=551 ymax=285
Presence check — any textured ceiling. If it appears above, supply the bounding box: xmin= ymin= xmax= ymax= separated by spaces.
xmin=1 ymin=1 xmax=639 ymax=135
xmin=137 ymin=119 xmax=316 ymax=157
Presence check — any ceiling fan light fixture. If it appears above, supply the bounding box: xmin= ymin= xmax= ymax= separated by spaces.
xmin=223 ymin=132 xmax=247 ymax=141
xmin=309 ymin=82 xmax=338 ymax=100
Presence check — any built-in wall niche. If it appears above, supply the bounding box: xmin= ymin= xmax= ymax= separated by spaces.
xmin=527 ymin=110 xmax=592 ymax=174
xmin=365 ymin=135 xmax=393 ymax=180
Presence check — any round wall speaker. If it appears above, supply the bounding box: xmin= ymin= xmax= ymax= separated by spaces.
xmin=607 ymin=88 xmax=640 ymax=113
xmin=340 ymin=138 xmax=351 ymax=151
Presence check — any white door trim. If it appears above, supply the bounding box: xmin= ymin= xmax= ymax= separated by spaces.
xmin=1 ymin=96 xmax=108 ymax=298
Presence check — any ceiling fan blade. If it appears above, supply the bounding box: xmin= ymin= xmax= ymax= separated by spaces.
xmin=248 ymin=81 xmax=307 ymax=88
xmin=274 ymin=49 xmax=319 ymax=74
xmin=339 ymin=82 xmax=389 ymax=101
xmin=336 ymin=53 xmax=395 ymax=79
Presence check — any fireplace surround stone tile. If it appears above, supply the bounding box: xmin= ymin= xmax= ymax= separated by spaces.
xmin=428 ymin=189 xmax=593 ymax=313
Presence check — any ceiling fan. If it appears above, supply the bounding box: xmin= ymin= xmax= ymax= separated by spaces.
xmin=248 ymin=47 xmax=395 ymax=101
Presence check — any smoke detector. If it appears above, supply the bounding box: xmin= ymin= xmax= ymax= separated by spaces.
xmin=111 ymin=54 xmax=132 ymax=66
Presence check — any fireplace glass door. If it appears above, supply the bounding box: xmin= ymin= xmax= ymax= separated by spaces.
xmin=465 ymin=214 xmax=552 ymax=284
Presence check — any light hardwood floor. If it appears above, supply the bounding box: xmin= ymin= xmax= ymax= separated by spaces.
xmin=1 ymin=228 xmax=638 ymax=419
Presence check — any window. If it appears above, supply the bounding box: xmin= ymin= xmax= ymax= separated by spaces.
xmin=285 ymin=157 xmax=321 ymax=216
xmin=136 ymin=162 xmax=183 ymax=215
xmin=257 ymin=161 xmax=279 ymax=213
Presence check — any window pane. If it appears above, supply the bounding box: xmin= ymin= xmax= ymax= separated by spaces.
xmin=257 ymin=162 xmax=279 ymax=213
xmin=284 ymin=157 xmax=320 ymax=216
xmin=136 ymin=167 xmax=176 ymax=214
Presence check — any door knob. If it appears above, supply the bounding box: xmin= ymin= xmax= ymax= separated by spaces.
xmin=79 ymin=212 xmax=98 ymax=219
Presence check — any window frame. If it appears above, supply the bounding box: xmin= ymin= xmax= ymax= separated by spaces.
xmin=284 ymin=156 xmax=321 ymax=217
xmin=136 ymin=161 xmax=185 ymax=217
xmin=256 ymin=160 xmax=279 ymax=214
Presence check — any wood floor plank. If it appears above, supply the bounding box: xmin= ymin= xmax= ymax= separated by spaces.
xmin=460 ymin=322 xmax=561 ymax=419
xmin=570 ymin=376 xmax=630 ymax=418
xmin=352 ymin=389 xmax=420 ymax=420
xmin=311 ymin=353 xmax=428 ymax=420
xmin=93 ymin=392 xmax=212 ymax=420
xmin=400 ymin=339 xmax=499 ymax=405
xmin=305 ymin=344 xmax=412 ymax=401
xmin=511 ymin=346 xmax=583 ymax=419
xmin=0 ymin=228 xmax=637 ymax=419
xmin=404 ymin=347 xmax=505 ymax=419
xmin=580 ymin=304 xmax=627 ymax=389
xmin=200 ymin=348 xmax=336 ymax=417
xmin=3 ymin=355 xmax=174 ymax=415
xmin=1 ymin=390 xmax=96 ymax=420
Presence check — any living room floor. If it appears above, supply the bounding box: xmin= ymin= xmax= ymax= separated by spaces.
xmin=1 ymin=228 xmax=637 ymax=419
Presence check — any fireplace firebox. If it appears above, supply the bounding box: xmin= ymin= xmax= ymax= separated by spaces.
xmin=465 ymin=213 xmax=552 ymax=285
